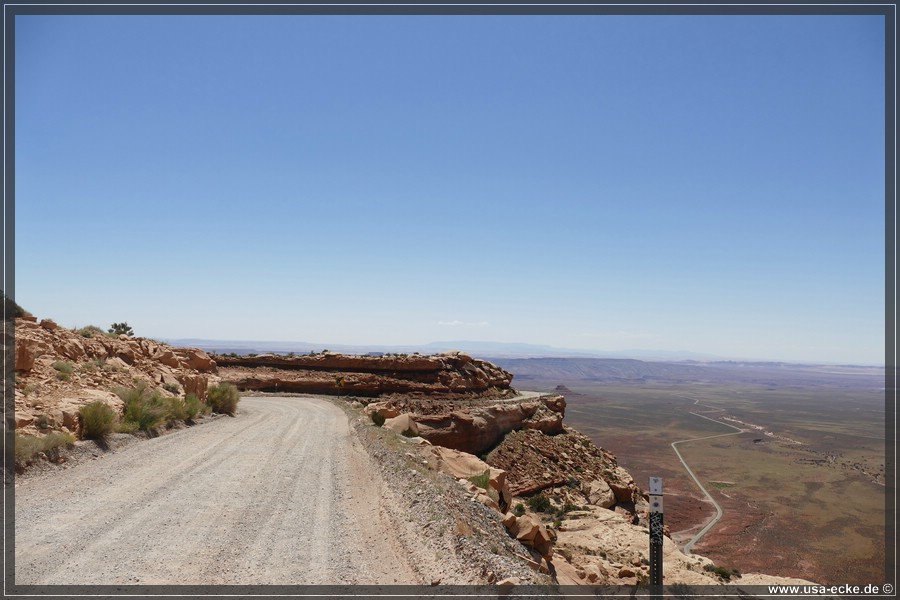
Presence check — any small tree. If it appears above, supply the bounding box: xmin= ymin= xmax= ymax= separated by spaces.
xmin=108 ymin=322 xmax=134 ymax=336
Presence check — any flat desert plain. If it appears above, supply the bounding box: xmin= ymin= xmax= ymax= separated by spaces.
xmin=512 ymin=368 xmax=885 ymax=585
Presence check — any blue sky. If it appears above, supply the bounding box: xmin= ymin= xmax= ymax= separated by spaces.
xmin=14 ymin=14 xmax=886 ymax=364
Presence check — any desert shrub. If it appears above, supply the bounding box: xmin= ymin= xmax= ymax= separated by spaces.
xmin=163 ymin=382 xmax=180 ymax=395
xmin=370 ymin=411 xmax=386 ymax=427
xmin=81 ymin=358 xmax=117 ymax=373
xmin=52 ymin=360 xmax=74 ymax=380
xmin=79 ymin=401 xmax=118 ymax=439
xmin=526 ymin=494 xmax=552 ymax=513
xmin=76 ymin=325 xmax=112 ymax=338
xmin=184 ymin=393 xmax=204 ymax=421
xmin=703 ymin=564 xmax=739 ymax=581
xmin=206 ymin=382 xmax=240 ymax=416
xmin=401 ymin=428 xmax=417 ymax=438
xmin=513 ymin=503 xmax=526 ymax=517
xmin=467 ymin=470 xmax=491 ymax=490
xmin=163 ymin=396 xmax=189 ymax=424
xmin=117 ymin=382 xmax=167 ymax=431
xmin=15 ymin=431 xmax=75 ymax=463
xmin=35 ymin=414 xmax=51 ymax=430
xmin=108 ymin=322 xmax=134 ymax=336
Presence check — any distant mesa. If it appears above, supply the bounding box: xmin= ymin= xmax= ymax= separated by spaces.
xmin=554 ymin=384 xmax=572 ymax=393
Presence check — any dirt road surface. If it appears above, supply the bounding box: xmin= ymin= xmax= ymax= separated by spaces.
xmin=15 ymin=396 xmax=421 ymax=585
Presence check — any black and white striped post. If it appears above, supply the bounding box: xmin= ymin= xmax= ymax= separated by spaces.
xmin=649 ymin=477 xmax=664 ymax=591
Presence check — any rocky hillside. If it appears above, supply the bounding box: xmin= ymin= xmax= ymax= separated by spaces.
xmin=9 ymin=316 xmax=813 ymax=588
xmin=12 ymin=316 xmax=218 ymax=438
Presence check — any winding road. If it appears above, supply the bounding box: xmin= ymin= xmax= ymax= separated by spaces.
xmin=14 ymin=395 xmax=419 ymax=586
xmin=671 ymin=408 xmax=745 ymax=555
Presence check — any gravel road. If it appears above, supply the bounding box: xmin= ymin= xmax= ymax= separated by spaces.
xmin=15 ymin=395 xmax=421 ymax=585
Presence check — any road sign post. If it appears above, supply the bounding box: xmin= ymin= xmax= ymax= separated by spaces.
xmin=649 ymin=477 xmax=664 ymax=592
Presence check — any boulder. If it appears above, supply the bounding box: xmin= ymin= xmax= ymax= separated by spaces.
xmin=57 ymin=338 xmax=86 ymax=360
xmin=178 ymin=348 xmax=216 ymax=372
xmin=153 ymin=349 xmax=181 ymax=369
xmin=608 ymin=466 xmax=637 ymax=503
xmin=425 ymin=445 xmax=510 ymax=512
xmin=583 ymin=479 xmax=616 ymax=508
xmin=365 ymin=402 xmax=400 ymax=419
xmin=178 ymin=374 xmax=209 ymax=400
xmin=384 ymin=413 xmax=418 ymax=436
xmin=39 ymin=319 xmax=58 ymax=330
xmin=506 ymin=513 xmax=552 ymax=557
xmin=15 ymin=340 xmax=36 ymax=371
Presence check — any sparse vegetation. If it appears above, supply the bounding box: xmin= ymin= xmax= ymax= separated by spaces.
xmin=163 ymin=396 xmax=190 ymax=424
xmin=77 ymin=325 xmax=103 ymax=338
xmin=116 ymin=382 xmax=168 ymax=431
xmin=52 ymin=360 xmax=74 ymax=380
xmin=526 ymin=494 xmax=552 ymax=513
xmin=206 ymin=382 xmax=240 ymax=416
xmin=513 ymin=503 xmax=526 ymax=517
xmin=108 ymin=322 xmax=134 ymax=336
xmin=163 ymin=382 xmax=180 ymax=395
xmin=15 ymin=431 xmax=75 ymax=464
xmin=371 ymin=411 xmax=386 ymax=427
xmin=80 ymin=358 xmax=119 ymax=373
xmin=35 ymin=414 xmax=51 ymax=430
xmin=79 ymin=401 xmax=118 ymax=440
xmin=467 ymin=470 xmax=491 ymax=490
xmin=184 ymin=393 xmax=207 ymax=421
xmin=709 ymin=481 xmax=736 ymax=489
xmin=703 ymin=563 xmax=740 ymax=581
xmin=400 ymin=427 xmax=417 ymax=438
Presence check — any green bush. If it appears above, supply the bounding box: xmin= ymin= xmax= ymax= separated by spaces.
xmin=467 ymin=470 xmax=491 ymax=490
xmin=163 ymin=382 xmax=180 ymax=395
xmin=52 ymin=360 xmax=74 ymax=380
xmin=15 ymin=431 xmax=75 ymax=463
xmin=703 ymin=564 xmax=740 ymax=582
xmin=371 ymin=411 xmax=386 ymax=427
xmin=79 ymin=401 xmax=118 ymax=440
xmin=116 ymin=382 xmax=167 ymax=431
xmin=206 ymin=382 xmax=240 ymax=416
xmin=513 ymin=503 xmax=526 ymax=517
xmin=526 ymin=494 xmax=552 ymax=513
xmin=108 ymin=322 xmax=134 ymax=336
xmin=77 ymin=325 xmax=113 ymax=338
xmin=80 ymin=358 xmax=119 ymax=373
xmin=184 ymin=393 xmax=204 ymax=421
xmin=163 ymin=396 xmax=189 ymax=424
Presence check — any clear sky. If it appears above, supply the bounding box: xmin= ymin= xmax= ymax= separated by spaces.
xmin=14 ymin=13 xmax=886 ymax=364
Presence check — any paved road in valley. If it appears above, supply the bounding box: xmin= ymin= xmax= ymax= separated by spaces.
xmin=671 ymin=409 xmax=745 ymax=555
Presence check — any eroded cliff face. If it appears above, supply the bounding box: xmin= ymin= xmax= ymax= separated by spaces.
xmin=11 ymin=317 xmax=219 ymax=437
xmin=215 ymin=351 xmax=513 ymax=398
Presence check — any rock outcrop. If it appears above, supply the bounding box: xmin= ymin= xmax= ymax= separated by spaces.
xmin=12 ymin=317 xmax=219 ymax=438
xmin=215 ymin=351 xmax=513 ymax=399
